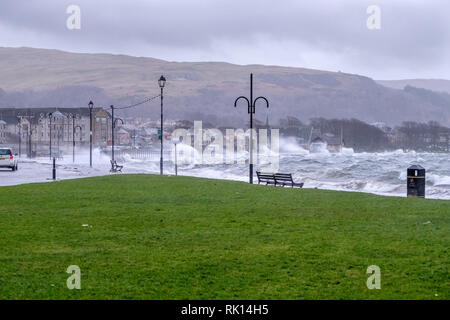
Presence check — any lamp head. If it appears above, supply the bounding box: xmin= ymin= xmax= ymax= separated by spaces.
xmin=158 ymin=75 xmax=166 ymax=88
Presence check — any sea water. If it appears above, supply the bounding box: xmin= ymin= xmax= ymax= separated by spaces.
xmin=6 ymin=145 xmax=450 ymax=200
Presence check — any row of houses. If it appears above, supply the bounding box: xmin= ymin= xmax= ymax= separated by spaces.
xmin=0 ymin=108 xmax=181 ymax=155
xmin=0 ymin=108 xmax=112 ymax=151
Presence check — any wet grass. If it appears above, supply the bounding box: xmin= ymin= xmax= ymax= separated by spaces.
xmin=0 ymin=174 xmax=448 ymax=299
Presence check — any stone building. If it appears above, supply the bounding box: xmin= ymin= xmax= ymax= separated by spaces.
xmin=0 ymin=107 xmax=112 ymax=153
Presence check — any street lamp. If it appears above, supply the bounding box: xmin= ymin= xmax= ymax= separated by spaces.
xmin=51 ymin=110 xmax=66 ymax=159
xmin=16 ymin=121 xmax=22 ymax=157
xmin=74 ymin=125 xmax=82 ymax=162
xmin=16 ymin=112 xmax=35 ymax=158
xmin=234 ymin=73 xmax=269 ymax=184
xmin=46 ymin=111 xmax=65 ymax=160
xmin=88 ymin=101 xmax=94 ymax=167
xmin=68 ymin=113 xmax=82 ymax=162
xmin=158 ymin=75 xmax=166 ymax=175
xmin=29 ymin=128 xmax=36 ymax=159
xmin=48 ymin=112 xmax=53 ymax=160
xmin=172 ymin=137 xmax=181 ymax=176
xmin=110 ymin=105 xmax=124 ymax=168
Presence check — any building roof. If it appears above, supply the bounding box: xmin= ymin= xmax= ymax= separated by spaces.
xmin=311 ymin=137 xmax=325 ymax=143
xmin=0 ymin=107 xmax=110 ymax=125
xmin=51 ymin=110 xmax=66 ymax=119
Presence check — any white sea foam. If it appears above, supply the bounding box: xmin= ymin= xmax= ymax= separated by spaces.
xmin=427 ymin=173 xmax=450 ymax=186
xmin=2 ymin=145 xmax=450 ymax=200
xmin=280 ymin=137 xmax=309 ymax=154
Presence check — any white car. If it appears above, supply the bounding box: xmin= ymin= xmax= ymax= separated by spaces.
xmin=0 ymin=148 xmax=19 ymax=171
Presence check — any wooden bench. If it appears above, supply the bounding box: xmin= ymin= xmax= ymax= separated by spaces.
xmin=274 ymin=173 xmax=304 ymax=188
xmin=256 ymin=171 xmax=276 ymax=185
xmin=256 ymin=171 xmax=304 ymax=188
xmin=110 ymin=160 xmax=123 ymax=173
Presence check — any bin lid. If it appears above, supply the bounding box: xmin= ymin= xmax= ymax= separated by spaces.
xmin=408 ymin=165 xmax=425 ymax=170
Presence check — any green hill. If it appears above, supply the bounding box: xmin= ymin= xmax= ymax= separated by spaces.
xmin=1 ymin=47 xmax=450 ymax=126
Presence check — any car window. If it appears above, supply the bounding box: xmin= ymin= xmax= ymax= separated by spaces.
xmin=0 ymin=149 xmax=12 ymax=155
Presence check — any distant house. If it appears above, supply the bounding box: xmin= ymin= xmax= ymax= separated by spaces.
xmin=116 ymin=128 xmax=131 ymax=145
xmin=310 ymin=137 xmax=327 ymax=153
xmin=144 ymin=128 xmax=159 ymax=136
xmin=309 ymin=134 xmax=344 ymax=153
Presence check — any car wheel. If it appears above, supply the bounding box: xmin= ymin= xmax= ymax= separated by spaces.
xmin=15 ymin=164 xmax=18 ymax=171
xmin=11 ymin=166 xmax=15 ymax=171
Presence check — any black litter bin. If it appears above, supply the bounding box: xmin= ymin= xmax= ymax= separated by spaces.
xmin=407 ymin=165 xmax=426 ymax=198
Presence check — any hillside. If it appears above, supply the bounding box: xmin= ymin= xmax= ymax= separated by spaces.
xmin=1 ymin=47 xmax=450 ymax=126
xmin=377 ymin=79 xmax=450 ymax=95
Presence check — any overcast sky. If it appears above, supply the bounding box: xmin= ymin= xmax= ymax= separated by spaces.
xmin=0 ymin=0 xmax=448 ymax=80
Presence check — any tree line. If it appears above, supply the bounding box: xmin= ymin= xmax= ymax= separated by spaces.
xmin=277 ymin=117 xmax=450 ymax=152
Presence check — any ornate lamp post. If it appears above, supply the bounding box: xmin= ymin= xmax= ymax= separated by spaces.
xmin=48 ymin=112 xmax=53 ymax=160
xmin=173 ymin=137 xmax=181 ymax=176
xmin=29 ymin=128 xmax=36 ymax=158
xmin=234 ymin=73 xmax=269 ymax=184
xmin=110 ymin=105 xmax=124 ymax=166
xmin=16 ymin=112 xmax=35 ymax=158
xmin=68 ymin=113 xmax=82 ymax=162
xmin=74 ymin=125 xmax=82 ymax=162
xmin=51 ymin=110 xmax=66 ymax=159
xmin=16 ymin=121 xmax=22 ymax=157
xmin=158 ymin=75 xmax=166 ymax=175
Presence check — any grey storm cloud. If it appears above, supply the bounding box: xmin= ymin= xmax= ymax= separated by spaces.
xmin=0 ymin=0 xmax=449 ymax=79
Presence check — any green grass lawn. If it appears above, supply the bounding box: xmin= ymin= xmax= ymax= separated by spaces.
xmin=0 ymin=175 xmax=448 ymax=300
